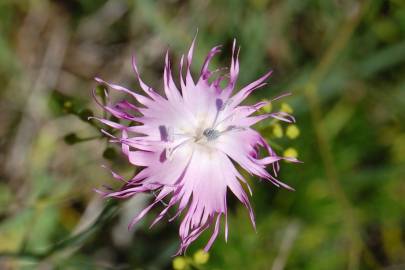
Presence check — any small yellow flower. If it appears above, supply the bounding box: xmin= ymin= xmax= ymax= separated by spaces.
xmin=172 ymin=257 xmax=187 ymax=270
xmin=193 ymin=249 xmax=210 ymax=265
xmin=280 ymin=102 xmax=293 ymax=114
xmin=261 ymin=99 xmax=272 ymax=113
xmin=283 ymin=147 xmax=298 ymax=158
xmin=286 ymin=125 xmax=300 ymax=139
xmin=272 ymin=123 xmax=283 ymax=138
xmin=64 ymin=101 xmax=72 ymax=108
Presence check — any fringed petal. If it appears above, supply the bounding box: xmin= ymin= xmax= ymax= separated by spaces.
xmin=164 ymin=52 xmax=182 ymax=103
xmin=131 ymin=55 xmax=165 ymax=101
xmin=230 ymin=70 xmax=273 ymax=107
xmin=223 ymin=39 xmax=240 ymax=98
xmin=198 ymin=45 xmax=222 ymax=82
xmin=94 ymin=77 xmax=153 ymax=107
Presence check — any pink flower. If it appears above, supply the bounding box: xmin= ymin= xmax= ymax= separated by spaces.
xmin=92 ymin=37 xmax=298 ymax=255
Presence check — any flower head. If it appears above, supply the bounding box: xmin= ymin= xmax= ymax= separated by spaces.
xmin=92 ymin=37 xmax=299 ymax=254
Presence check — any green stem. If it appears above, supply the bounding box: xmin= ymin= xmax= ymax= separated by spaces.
xmin=302 ymin=1 xmax=379 ymax=269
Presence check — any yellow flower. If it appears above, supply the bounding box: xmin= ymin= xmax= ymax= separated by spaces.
xmin=280 ymin=102 xmax=293 ymax=114
xmin=272 ymin=123 xmax=283 ymax=138
xmin=64 ymin=101 xmax=72 ymax=108
xmin=261 ymin=99 xmax=272 ymax=113
xmin=286 ymin=125 xmax=300 ymax=139
xmin=193 ymin=249 xmax=210 ymax=265
xmin=172 ymin=257 xmax=187 ymax=270
xmin=283 ymin=147 xmax=298 ymax=158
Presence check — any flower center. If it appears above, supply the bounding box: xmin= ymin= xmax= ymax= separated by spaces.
xmin=202 ymin=128 xmax=221 ymax=141
xmin=161 ymin=98 xmax=249 ymax=159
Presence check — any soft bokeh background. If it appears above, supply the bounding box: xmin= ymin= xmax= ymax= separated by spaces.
xmin=0 ymin=0 xmax=404 ymax=269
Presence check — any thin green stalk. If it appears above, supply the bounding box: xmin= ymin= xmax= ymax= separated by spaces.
xmin=302 ymin=1 xmax=379 ymax=269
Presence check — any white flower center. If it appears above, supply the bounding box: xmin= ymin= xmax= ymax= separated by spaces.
xmin=163 ymin=98 xmax=246 ymax=159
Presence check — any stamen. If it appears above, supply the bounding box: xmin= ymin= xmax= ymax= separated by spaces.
xmin=212 ymin=98 xmax=233 ymax=127
xmin=213 ymin=114 xmax=235 ymax=129
xmin=202 ymin=125 xmax=246 ymax=142
xmin=203 ymin=128 xmax=221 ymax=141
xmin=158 ymin=125 xmax=174 ymax=142
xmin=166 ymin=138 xmax=192 ymax=159
xmin=216 ymin=98 xmax=233 ymax=112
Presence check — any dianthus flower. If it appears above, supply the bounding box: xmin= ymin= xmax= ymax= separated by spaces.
xmin=93 ymin=37 xmax=298 ymax=254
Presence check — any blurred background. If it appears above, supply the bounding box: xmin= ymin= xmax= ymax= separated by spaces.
xmin=0 ymin=0 xmax=404 ymax=269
